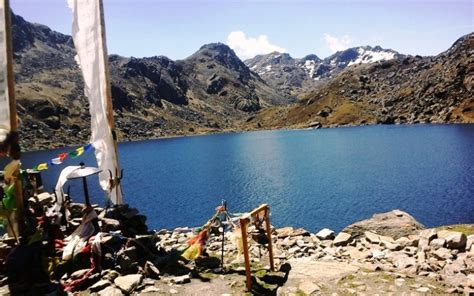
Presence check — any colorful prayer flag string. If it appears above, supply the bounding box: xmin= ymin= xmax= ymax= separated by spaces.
xmin=31 ymin=144 xmax=93 ymax=171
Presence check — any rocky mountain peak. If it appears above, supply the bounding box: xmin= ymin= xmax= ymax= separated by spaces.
xmin=325 ymin=45 xmax=400 ymax=69
xmin=301 ymin=54 xmax=321 ymax=62
xmin=195 ymin=42 xmax=240 ymax=62
xmin=11 ymin=10 xmax=72 ymax=52
xmin=190 ymin=42 xmax=249 ymax=75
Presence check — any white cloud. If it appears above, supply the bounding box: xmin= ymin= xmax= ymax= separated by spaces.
xmin=226 ymin=31 xmax=286 ymax=60
xmin=324 ymin=33 xmax=353 ymax=53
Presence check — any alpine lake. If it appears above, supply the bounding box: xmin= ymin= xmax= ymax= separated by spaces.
xmin=21 ymin=124 xmax=474 ymax=232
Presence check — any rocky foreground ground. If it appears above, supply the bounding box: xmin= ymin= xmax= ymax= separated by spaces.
xmin=1 ymin=207 xmax=473 ymax=296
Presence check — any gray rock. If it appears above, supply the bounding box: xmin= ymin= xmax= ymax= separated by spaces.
xmin=437 ymin=230 xmax=467 ymax=249
xmin=343 ymin=210 xmax=425 ymax=239
xmin=288 ymin=246 xmax=301 ymax=254
xmin=316 ymin=228 xmax=335 ymax=240
xmin=466 ymin=235 xmax=474 ymax=251
xmin=365 ymin=231 xmax=381 ymax=244
xmin=144 ymin=261 xmax=160 ymax=279
xmin=416 ymin=287 xmax=430 ymax=293
xmin=371 ymin=249 xmax=386 ymax=259
xmin=103 ymin=270 xmax=120 ymax=282
xmin=392 ymin=254 xmax=416 ymax=269
xmin=418 ymin=238 xmax=430 ymax=250
xmin=98 ymin=286 xmax=124 ymax=296
xmin=169 ymin=274 xmax=191 ymax=284
xmin=416 ymin=250 xmax=426 ymax=264
xmin=432 ymin=248 xmax=453 ymax=260
xmin=140 ymin=286 xmax=160 ymax=293
xmin=407 ymin=235 xmax=420 ymax=247
xmin=395 ymin=237 xmax=410 ymax=247
xmin=333 ymin=232 xmax=352 ymax=246
xmin=442 ymin=258 xmax=466 ymax=275
xmin=90 ymin=279 xmax=111 ymax=293
xmin=114 ymin=274 xmax=143 ymax=293
xmin=429 ymin=238 xmax=446 ymax=250
xmin=382 ymin=240 xmax=402 ymax=251
xmin=419 ymin=229 xmax=437 ymax=242
xmin=343 ymin=246 xmax=370 ymax=260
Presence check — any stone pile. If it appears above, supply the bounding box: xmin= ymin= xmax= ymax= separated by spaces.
xmin=0 ymin=208 xmax=472 ymax=295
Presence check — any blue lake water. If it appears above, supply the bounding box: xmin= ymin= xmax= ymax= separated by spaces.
xmin=19 ymin=124 xmax=474 ymax=232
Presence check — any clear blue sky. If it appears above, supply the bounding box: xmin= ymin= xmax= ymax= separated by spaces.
xmin=11 ymin=0 xmax=473 ymax=60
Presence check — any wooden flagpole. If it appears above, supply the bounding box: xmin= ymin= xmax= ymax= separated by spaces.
xmin=98 ymin=0 xmax=123 ymax=204
xmin=3 ymin=0 xmax=24 ymax=239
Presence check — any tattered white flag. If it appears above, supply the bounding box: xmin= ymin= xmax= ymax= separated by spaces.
xmin=0 ymin=2 xmax=10 ymax=142
xmin=67 ymin=0 xmax=123 ymax=204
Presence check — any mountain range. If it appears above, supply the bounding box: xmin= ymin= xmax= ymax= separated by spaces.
xmin=244 ymin=46 xmax=402 ymax=96
xmin=9 ymin=11 xmax=474 ymax=150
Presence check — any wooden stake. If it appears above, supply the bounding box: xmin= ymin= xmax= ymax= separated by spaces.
xmin=264 ymin=206 xmax=275 ymax=271
xmin=240 ymin=204 xmax=275 ymax=291
xmin=240 ymin=217 xmax=252 ymax=291
xmin=98 ymin=0 xmax=123 ymax=203
xmin=4 ymin=0 xmax=23 ymax=212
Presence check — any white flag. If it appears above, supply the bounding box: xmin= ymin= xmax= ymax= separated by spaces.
xmin=68 ymin=0 xmax=123 ymax=204
xmin=0 ymin=2 xmax=10 ymax=142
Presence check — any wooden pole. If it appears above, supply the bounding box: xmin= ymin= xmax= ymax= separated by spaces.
xmin=240 ymin=217 xmax=252 ymax=291
xmin=4 ymin=0 xmax=24 ymax=213
xmin=98 ymin=0 xmax=123 ymax=203
xmin=264 ymin=206 xmax=275 ymax=271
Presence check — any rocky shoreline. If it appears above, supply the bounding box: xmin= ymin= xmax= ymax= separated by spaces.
xmin=2 ymin=205 xmax=472 ymax=296
xmin=21 ymin=121 xmax=473 ymax=152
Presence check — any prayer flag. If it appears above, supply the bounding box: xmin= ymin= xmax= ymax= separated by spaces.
xmin=68 ymin=0 xmax=123 ymax=204
xmin=0 ymin=2 xmax=10 ymax=142
xmin=37 ymin=163 xmax=48 ymax=171
xmin=58 ymin=152 xmax=68 ymax=161
xmin=51 ymin=157 xmax=62 ymax=165
xmin=75 ymin=146 xmax=84 ymax=156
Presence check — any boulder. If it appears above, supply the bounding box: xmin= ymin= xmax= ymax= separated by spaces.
xmin=316 ymin=228 xmax=335 ymax=240
xmin=395 ymin=236 xmax=410 ymax=247
xmin=114 ymin=274 xmax=143 ymax=294
xmin=276 ymin=227 xmax=295 ymax=238
xmin=333 ymin=232 xmax=352 ymax=246
xmin=429 ymin=238 xmax=446 ymax=250
xmin=391 ymin=254 xmax=416 ymax=269
xmin=382 ymin=241 xmax=402 ymax=251
xmin=275 ymin=227 xmax=309 ymax=238
xmin=364 ymin=231 xmax=381 ymax=244
xmin=371 ymin=249 xmax=386 ymax=259
xmin=437 ymin=230 xmax=467 ymax=250
xmin=98 ymin=286 xmax=124 ymax=296
xmin=432 ymin=248 xmax=453 ymax=260
xmin=466 ymin=235 xmax=474 ymax=251
xmin=419 ymin=229 xmax=437 ymax=242
xmin=407 ymin=235 xmax=420 ymax=247
xmin=169 ymin=274 xmax=190 ymax=284
xmin=343 ymin=210 xmax=425 ymax=239
xmin=343 ymin=247 xmax=370 ymax=260
xmin=144 ymin=261 xmax=160 ymax=279
xmin=90 ymin=280 xmax=111 ymax=293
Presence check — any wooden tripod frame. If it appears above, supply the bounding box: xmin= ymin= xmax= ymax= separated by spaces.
xmin=239 ymin=204 xmax=275 ymax=291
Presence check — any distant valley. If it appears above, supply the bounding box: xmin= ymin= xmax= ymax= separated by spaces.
xmin=10 ymin=11 xmax=474 ymax=150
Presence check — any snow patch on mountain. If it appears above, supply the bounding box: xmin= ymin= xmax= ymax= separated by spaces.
xmin=302 ymin=60 xmax=317 ymax=77
xmin=348 ymin=48 xmax=396 ymax=66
